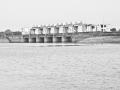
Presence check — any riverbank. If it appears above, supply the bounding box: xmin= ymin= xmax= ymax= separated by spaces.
xmin=77 ymin=36 xmax=120 ymax=44
xmin=1 ymin=32 xmax=120 ymax=44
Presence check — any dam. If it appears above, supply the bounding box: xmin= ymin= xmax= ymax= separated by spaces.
xmin=22 ymin=22 xmax=98 ymax=43
xmin=5 ymin=22 xmax=117 ymax=43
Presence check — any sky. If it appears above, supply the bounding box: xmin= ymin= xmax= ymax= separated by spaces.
xmin=0 ymin=0 xmax=120 ymax=31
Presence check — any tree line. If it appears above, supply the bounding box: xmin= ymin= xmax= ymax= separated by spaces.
xmin=0 ymin=29 xmax=22 ymax=38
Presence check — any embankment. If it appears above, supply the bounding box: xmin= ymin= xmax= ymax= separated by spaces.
xmin=0 ymin=38 xmax=9 ymax=43
xmin=76 ymin=36 xmax=120 ymax=44
xmin=74 ymin=32 xmax=120 ymax=44
xmin=0 ymin=36 xmax=22 ymax=43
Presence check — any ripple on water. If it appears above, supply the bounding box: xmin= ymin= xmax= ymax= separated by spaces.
xmin=0 ymin=43 xmax=119 ymax=90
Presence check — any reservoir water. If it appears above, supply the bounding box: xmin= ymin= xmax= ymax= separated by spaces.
xmin=0 ymin=43 xmax=120 ymax=90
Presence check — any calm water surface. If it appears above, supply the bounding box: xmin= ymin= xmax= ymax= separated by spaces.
xmin=0 ymin=43 xmax=120 ymax=90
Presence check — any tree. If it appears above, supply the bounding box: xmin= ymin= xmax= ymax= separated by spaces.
xmin=4 ymin=29 xmax=12 ymax=36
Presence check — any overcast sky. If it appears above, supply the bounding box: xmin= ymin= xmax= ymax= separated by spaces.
xmin=0 ymin=0 xmax=120 ymax=31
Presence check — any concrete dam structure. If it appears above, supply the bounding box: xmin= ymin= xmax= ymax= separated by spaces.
xmin=21 ymin=22 xmax=119 ymax=43
xmin=0 ymin=22 xmax=119 ymax=43
xmin=22 ymin=22 xmax=99 ymax=43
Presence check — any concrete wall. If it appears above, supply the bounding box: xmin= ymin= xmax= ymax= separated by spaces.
xmin=22 ymin=28 xmax=30 ymax=35
xmin=68 ymin=26 xmax=73 ymax=33
xmin=78 ymin=26 xmax=83 ymax=32
xmin=59 ymin=27 xmax=64 ymax=33
xmin=51 ymin=27 xmax=55 ymax=34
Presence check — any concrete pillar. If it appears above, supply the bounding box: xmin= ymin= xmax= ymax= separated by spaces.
xmin=44 ymin=37 xmax=48 ymax=43
xmin=82 ymin=24 xmax=87 ymax=32
xmin=62 ymin=36 xmax=67 ymax=43
xmin=71 ymin=37 xmax=76 ymax=43
xmin=22 ymin=38 xmax=25 ymax=43
xmin=29 ymin=38 xmax=33 ymax=43
xmin=36 ymin=36 xmax=40 ymax=43
xmin=47 ymin=28 xmax=51 ymax=34
xmin=21 ymin=37 xmax=24 ymax=43
xmin=63 ymin=27 xmax=68 ymax=34
xmin=53 ymin=37 xmax=58 ymax=43
xmin=54 ymin=27 xmax=59 ymax=34
xmin=73 ymin=26 xmax=78 ymax=33
xmin=39 ymin=28 xmax=43 ymax=34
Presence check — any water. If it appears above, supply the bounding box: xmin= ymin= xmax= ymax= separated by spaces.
xmin=0 ymin=43 xmax=120 ymax=90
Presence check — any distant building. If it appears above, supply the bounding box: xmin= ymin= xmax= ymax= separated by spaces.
xmin=96 ymin=24 xmax=111 ymax=32
xmin=22 ymin=28 xmax=31 ymax=35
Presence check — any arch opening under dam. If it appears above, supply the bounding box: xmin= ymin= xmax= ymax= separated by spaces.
xmin=29 ymin=38 xmax=36 ymax=43
xmin=66 ymin=37 xmax=72 ymax=42
xmin=24 ymin=38 xmax=29 ymax=43
xmin=45 ymin=37 xmax=53 ymax=43
xmin=36 ymin=37 xmax=44 ymax=43
xmin=39 ymin=37 xmax=44 ymax=43
xmin=53 ymin=37 xmax=62 ymax=43
xmin=62 ymin=36 xmax=72 ymax=43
